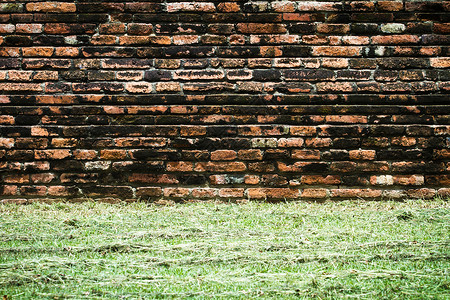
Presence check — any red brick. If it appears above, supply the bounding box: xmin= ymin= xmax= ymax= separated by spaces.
xmin=136 ymin=187 xmax=162 ymax=198
xmin=73 ymin=150 xmax=97 ymax=160
xmin=350 ymin=1 xmax=375 ymax=11
xmin=377 ymin=1 xmax=404 ymax=11
xmin=292 ymin=150 xmax=321 ymax=160
xmin=0 ymin=24 xmax=15 ymax=34
xmin=163 ymin=188 xmax=190 ymax=198
xmin=391 ymin=137 xmax=416 ymax=147
xmin=244 ymin=175 xmax=260 ymax=185
xmin=331 ymin=189 xmax=382 ymax=199
xmin=26 ymin=2 xmax=76 ymax=13
xmin=325 ymin=115 xmax=368 ymax=124
xmin=54 ymin=47 xmax=79 ymax=57
xmin=312 ymin=46 xmax=362 ymax=57
xmin=283 ymin=13 xmax=316 ymax=21
xmin=125 ymin=82 xmax=152 ymax=93
xmin=167 ymin=161 xmax=193 ymax=172
xmin=3 ymin=174 xmax=29 ymax=184
xmin=23 ymin=47 xmax=54 ymax=57
xmin=0 ymin=83 xmax=42 ymax=92
xmin=305 ymin=138 xmax=332 ymax=148
xmin=297 ymin=2 xmax=340 ymax=11
xmin=349 ymin=150 xmax=376 ymax=160
xmin=0 ymin=115 xmax=14 ymax=125
xmin=1 ymin=186 xmax=18 ymax=196
xmin=219 ymin=188 xmax=244 ymax=198
xmin=317 ymin=24 xmax=350 ymax=34
xmin=393 ymin=175 xmax=424 ymax=186
xmin=434 ymin=149 xmax=450 ymax=160
xmin=99 ymin=23 xmax=126 ymax=34
xmin=405 ymin=188 xmax=436 ymax=199
xmin=278 ymin=162 xmax=327 ymax=172
xmin=248 ymin=162 xmax=276 ymax=172
xmin=342 ymin=36 xmax=370 ymax=45
xmin=171 ymin=106 xmax=199 ymax=114
xmin=156 ymin=82 xmax=181 ymax=93
xmin=60 ymin=173 xmax=98 ymax=184
xmin=24 ymin=162 xmax=50 ymax=171
xmin=173 ymin=35 xmax=199 ymax=45
xmin=272 ymin=1 xmax=295 ymax=12
xmin=174 ymin=70 xmax=224 ymax=81
xmin=237 ymin=23 xmax=287 ymax=34
xmin=91 ymin=35 xmax=117 ymax=45
xmin=434 ymin=23 xmax=450 ymax=34
xmin=127 ymin=23 xmax=152 ymax=35
xmin=372 ymin=35 xmax=420 ymax=45
xmin=209 ymin=175 xmax=227 ymax=185
xmin=167 ymin=2 xmax=215 ymax=12
xmin=301 ymin=189 xmax=329 ymax=198
xmin=277 ymin=138 xmax=304 ymax=148
xmin=437 ymin=188 xmax=450 ymax=197
xmin=35 ymin=150 xmax=71 ymax=160
xmin=130 ymin=174 xmax=179 ymax=184
xmin=100 ymin=150 xmax=127 ymax=160
xmin=195 ymin=162 xmax=246 ymax=172
xmin=211 ymin=150 xmax=237 ymax=161
xmin=290 ymin=126 xmax=316 ymax=136
xmin=229 ymin=35 xmax=246 ymax=45
xmin=430 ymin=58 xmax=450 ymax=68
xmin=180 ymin=126 xmax=206 ymax=136
xmin=0 ymin=138 xmax=14 ymax=149
xmin=20 ymin=186 xmax=46 ymax=196
xmin=217 ymin=2 xmax=240 ymax=12
xmin=31 ymin=173 xmax=56 ymax=184
xmin=238 ymin=150 xmax=263 ymax=161
xmin=317 ymin=82 xmax=354 ymax=93
xmin=47 ymin=186 xmax=71 ymax=196
xmin=192 ymin=188 xmax=217 ymax=198
xmin=247 ymin=188 xmax=299 ymax=199
xmin=301 ymin=175 xmax=341 ymax=185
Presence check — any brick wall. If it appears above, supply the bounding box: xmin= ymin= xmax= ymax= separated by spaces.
xmin=0 ymin=1 xmax=449 ymax=203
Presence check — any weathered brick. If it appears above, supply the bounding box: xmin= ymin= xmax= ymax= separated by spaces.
xmin=35 ymin=150 xmax=71 ymax=160
xmin=301 ymin=189 xmax=329 ymax=198
xmin=237 ymin=23 xmax=286 ymax=34
xmin=26 ymin=2 xmax=76 ymax=13
xmin=331 ymin=189 xmax=382 ymax=199
xmin=195 ymin=162 xmax=246 ymax=172
xmin=167 ymin=2 xmax=215 ymax=12
xmin=192 ymin=188 xmax=217 ymax=198
xmin=312 ymin=46 xmax=362 ymax=57
xmin=219 ymin=188 xmax=244 ymax=198
xmin=211 ymin=150 xmax=237 ymax=161
xmin=125 ymin=82 xmax=152 ymax=93
xmin=217 ymin=2 xmax=240 ymax=12
xmin=247 ymin=188 xmax=299 ymax=199
xmin=163 ymin=187 xmax=190 ymax=198
xmin=0 ymin=1 xmax=446 ymax=202
xmin=292 ymin=150 xmax=320 ymax=160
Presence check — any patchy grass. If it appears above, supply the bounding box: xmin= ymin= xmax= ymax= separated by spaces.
xmin=0 ymin=199 xmax=449 ymax=299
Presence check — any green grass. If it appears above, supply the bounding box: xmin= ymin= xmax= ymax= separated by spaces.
xmin=0 ymin=199 xmax=449 ymax=299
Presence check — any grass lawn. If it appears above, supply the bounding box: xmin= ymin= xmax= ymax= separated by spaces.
xmin=0 ymin=199 xmax=449 ymax=299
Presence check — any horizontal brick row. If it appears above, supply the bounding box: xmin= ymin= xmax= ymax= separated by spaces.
xmin=1 ymin=185 xmax=449 ymax=203
xmin=1 ymin=46 xmax=450 ymax=57
xmin=1 ymin=104 xmax=449 ymax=114
xmin=1 ymin=1 xmax=450 ymax=13
xmin=2 ymin=94 xmax=449 ymax=105
xmin=0 ymin=82 xmax=448 ymax=94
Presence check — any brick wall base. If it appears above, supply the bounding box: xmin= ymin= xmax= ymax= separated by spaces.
xmin=1 ymin=1 xmax=449 ymax=203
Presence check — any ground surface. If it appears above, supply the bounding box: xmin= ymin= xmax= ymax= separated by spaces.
xmin=0 ymin=200 xmax=449 ymax=299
